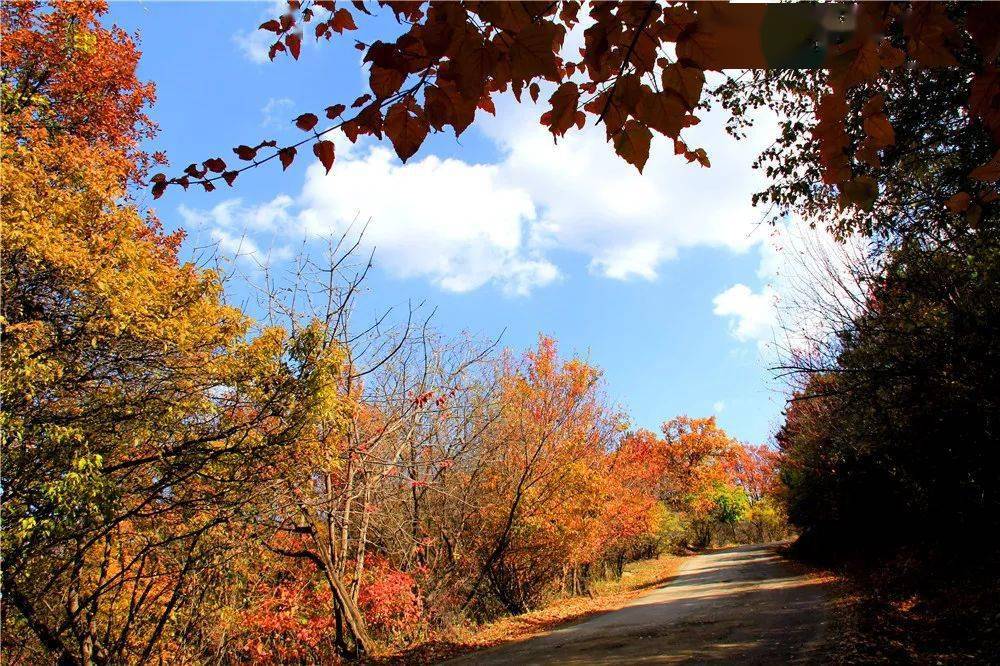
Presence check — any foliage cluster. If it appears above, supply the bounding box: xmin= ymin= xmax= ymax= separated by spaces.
xmin=0 ymin=5 xmax=787 ymax=664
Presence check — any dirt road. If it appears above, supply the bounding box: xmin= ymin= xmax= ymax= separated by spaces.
xmin=446 ymin=544 xmax=831 ymax=665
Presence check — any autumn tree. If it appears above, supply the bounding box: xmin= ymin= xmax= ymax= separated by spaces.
xmin=1 ymin=0 xmax=160 ymax=180
xmin=2 ymin=3 xmax=346 ymax=662
xmin=456 ymin=337 xmax=622 ymax=613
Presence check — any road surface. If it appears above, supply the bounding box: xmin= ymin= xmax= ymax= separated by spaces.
xmin=446 ymin=544 xmax=831 ymax=665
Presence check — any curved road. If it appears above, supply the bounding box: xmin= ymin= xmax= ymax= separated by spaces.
xmin=446 ymin=544 xmax=831 ymax=665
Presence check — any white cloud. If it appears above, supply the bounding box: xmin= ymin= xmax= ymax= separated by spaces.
xmin=210 ymin=228 xmax=261 ymax=260
xmin=713 ymin=400 xmax=726 ymax=414
xmin=713 ymin=283 xmax=778 ymax=345
xmin=233 ymin=27 xmax=273 ymax=65
xmin=260 ymin=97 xmax=295 ymax=129
xmin=473 ymin=95 xmax=776 ymax=281
xmin=298 ymin=147 xmax=554 ymax=295
xmin=179 ymin=197 xmax=295 ymax=267
xmin=180 ymin=195 xmax=295 ymax=232
xmin=233 ymin=1 xmax=290 ymax=64
xmin=179 ymin=80 xmax=780 ymax=296
xmin=711 ymin=216 xmax=874 ymax=353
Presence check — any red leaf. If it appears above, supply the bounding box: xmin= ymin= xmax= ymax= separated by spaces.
xmin=529 ymin=82 xmax=540 ymax=103
xmin=352 ymin=93 xmax=372 ymax=108
xmin=279 ymin=146 xmax=298 ymax=170
xmin=478 ymin=94 xmax=496 ymax=116
xmin=384 ymin=102 xmax=429 ymax=162
xmin=970 ymin=149 xmax=1000 ymax=182
xmin=234 ymin=145 xmax=257 ymax=160
xmin=543 ymin=82 xmax=580 ymax=138
xmin=295 ymin=113 xmax=319 ymax=131
xmin=877 ymin=39 xmax=905 ymax=69
xmin=560 ymin=1 xmax=581 ymax=26
xmin=326 ymin=104 xmax=346 ymax=119
xmin=352 ymin=0 xmax=372 ymax=16
xmin=945 ymin=192 xmax=971 ymax=213
xmin=184 ymin=163 xmax=207 ymax=178
xmin=453 ymin=36 xmax=497 ymax=99
xmin=970 ymin=67 xmax=1000 ymax=142
xmin=204 ymin=158 xmax=226 ymax=173
xmin=286 ymin=33 xmax=302 ymax=60
xmin=613 ymin=120 xmax=652 ymax=173
xmin=202 ymin=181 xmax=216 ymax=193
xmin=259 ymin=19 xmax=281 ymax=32
xmin=222 ymin=171 xmax=239 ymax=187
xmin=152 ymin=181 xmax=167 ymax=199
xmin=269 ymin=40 xmax=286 ymax=60
xmin=313 ymin=140 xmax=336 ymax=174
xmin=314 ymin=0 xmax=336 ymax=10
xmin=370 ymin=65 xmax=407 ymax=99
xmin=510 ymin=21 xmax=563 ymax=82
xmin=904 ymin=3 xmax=958 ymax=67
xmin=423 ymin=85 xmax=452 ymax=131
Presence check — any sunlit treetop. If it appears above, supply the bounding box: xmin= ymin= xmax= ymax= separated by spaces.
xmin=1 ymin=0 xmax=161 ymax=180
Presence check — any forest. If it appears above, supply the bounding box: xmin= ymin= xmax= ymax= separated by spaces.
xmin=3 ymin=1 xmax=999 ymax=664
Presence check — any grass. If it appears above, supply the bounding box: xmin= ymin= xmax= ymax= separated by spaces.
xmin=374 ymin=554 xmax=683 ymax=664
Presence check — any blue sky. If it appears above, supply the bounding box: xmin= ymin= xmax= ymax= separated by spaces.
xmin=109 ymin=1 xmax=792 ymax=445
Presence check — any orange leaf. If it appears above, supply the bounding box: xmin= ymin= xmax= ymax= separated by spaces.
xmin=862 ymin=95 xmax=894 ymax=149
xmin=661 ymin=63 xmax=704 ymax=111
xmin=637 ymin=89 xmax=687 ymax=139
xmin=544 ymin=82 xmax=580 ymax=138
xmin=828 ymin=37 xmax=880 ymax=89
xmin=331 ymin=8 xmax=358 ymax=33
xmin=839 ymin=176 xmax=879 ymax=211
